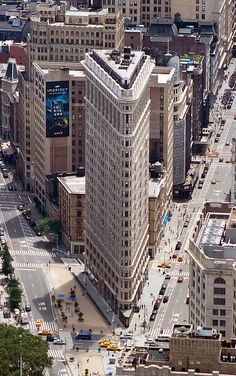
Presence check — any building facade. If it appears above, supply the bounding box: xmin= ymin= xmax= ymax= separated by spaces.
xmin=189 ymin=202 xmax=236 ymax=339
xmin=58 ymin=174 xmax=85 ymax=255
xmin=82 ymin=48 xmax=154 ymax=323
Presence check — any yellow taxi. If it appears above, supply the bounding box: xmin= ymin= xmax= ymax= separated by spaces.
xmin=38 ymin=329 xmax=54 ymax=336
xmin=225 ymin=158 xmax=231 ymax=163
xmin=35 ymin=319 xmax=43 ymax=327
xmin=107 ymin=344 xmax=124 ymax=351
xmin=157 ymin=263 xmax=171 ymax=269
xmin=178 ymin=255 xmax=184 ymax=262
xmin=100 ymin=340 xmax=117 ymax=348
xmin=98 ymin=338 xmax=110 ymax=344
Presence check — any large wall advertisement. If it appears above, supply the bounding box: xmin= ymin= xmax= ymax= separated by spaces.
xmin=45 ymin=81 xmax=69 ymax=138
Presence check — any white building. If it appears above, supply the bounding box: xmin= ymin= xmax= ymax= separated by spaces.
xmin=82 ymin=48 xmax=154 ymax=324
xmin=189 ymin=202 xmax=236 ymax=339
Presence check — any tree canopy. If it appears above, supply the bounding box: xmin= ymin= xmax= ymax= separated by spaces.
xmin=1 ymin=244 xmax=14 ymax=277
xmin=36 ymin=218 xmax=60 ymax=235
xmin=6 ymin=278 xmax=22 ymax=309
xmin=0 ymin=324 xmax=52 ymax=376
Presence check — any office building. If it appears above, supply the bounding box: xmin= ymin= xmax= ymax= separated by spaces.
xmin=189 ymin=202 xmax=236 ymax=339
xmin=116 ymin=323 xmax=236 ymax=375
xmin=58 ymin=174 xmax=85 ymax=255
xmin=82 ymin=48 xmax=154 ymax=325
xmin=28 ymin=2 xmax=124 ymax=74
xmin=19 ymin=62 xmax=86 ymax=211
xmin=102 ymin=0 xmax=141 ymax=24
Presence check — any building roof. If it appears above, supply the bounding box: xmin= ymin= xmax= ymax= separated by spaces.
xmin=58 ymin=175 xmax=85 ymax=195
xmin=90 ymin=48 xmax=146 ymax=89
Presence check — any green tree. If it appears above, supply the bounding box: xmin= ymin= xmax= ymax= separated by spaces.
xmin=0 ymin=323 xmax=52 ymax=376
xmin=6 ymin=278 xmax=22 ymax=309
xmin=1 ymin=245 xmax=14 ymax=277
xmin=36 ymin=218 xmax=60 ymax=235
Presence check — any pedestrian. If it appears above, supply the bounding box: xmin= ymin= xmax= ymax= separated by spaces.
xmin=87 ymin=358 xmax=89 ymax=363
xmin=147 ymin=282 xmax=149 ymax=286
xmin=138 ymin=314 xmax=140 ymax=319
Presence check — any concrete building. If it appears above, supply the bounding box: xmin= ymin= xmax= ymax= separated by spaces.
xmin=140 ymin=0 xmax=171 ymax=27
xmin=82 ymin=48 xmax=154 ymax=325
xmin=58 ymin=174 xmax=85 ymax=255
xmin=149 ymin=65 xmax=174 ymax=236
xmin=231 ymin=138 xmax=236 ymax=204
xmin=0 ymin=58 xmax=24 ymax=144
xmin=189 ymin=202 xmax=236 ymax=339
xmin=28 ymin=2 xmax=124 ymax=75
xmin=102 ymin=0 xmax=141 ymax=24
xmin=116 ymin=323 xmax=236 ymax=375
xmin=20 ymin=62 xmax=86 ymax=212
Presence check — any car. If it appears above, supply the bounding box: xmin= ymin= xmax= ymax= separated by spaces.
xmin=172 ymin=253 xmax=177 ymax=258
xmin=17 ymin=204 xmax=24 ymax=211
xmin=234 ymin=115 xmax=236 ymax=120
xmin=225 ymin=141 xmax=230 ymax=146
xmin=53 ymin=339 xmax=66 ymax=345
xmin=177 ymin=276 xmax=184 ymax=283
xmin=178 ymin=255 xmax=184 ymax=262
xmin=175 ymin=240 xmax=182 ymax=250
xmin=107 ymin=344 xmax=124 ymax=351
xmin=198 ymin=182 xmax=203 ymax=189
xmin=157 ymin=263 xmax=171 ymax=269
xmin=8 ymin=185 xmax=13 ymax=191
xmin=25 ymin=304 xmax=31 ymax=312
xmin=38 ymin=329 xmax=54 ymax=336
xmin=100 ymin=340 xmax=117 ymax=348
xmin=214 ymin=137 xmax=219 ymax=143
xmin=0 ymin=226 xmax=4 ymax=236
xmin=26 ymin=215 xmax=31 ymax=221
xmin=36 ymin=230 xmax=42 ymax=236
xmin=22 ymin=210 xmax=27 ymax=216
xmin=183 ymin=221 xmax=189 ymax=228
xmin=219 ymin=157 xmax=224 ymax=162
xmin=46 ymin=335 xmax=58 ymax=342
xmin=149 ymin=313 xmax=156 ymax=321
xmin=225 ymin=158 xmax=231 ymax=163
xmin=165 ymin=273 xmax=171 ymax=280
xmin=163 ymin=296 xmax=169 ymax=303
xmin=211 ymin=179 xmax=216 ymax=184
xmin=221 ymin=119 xmax=226 ymax=124
xmin=145 ymin=338 xmax=156 ymax=345
xmin=227 ymin=104 xmax=231 ymax=109
xmin=35 ymin=319 xmax=43 ymax=327
xmin=201 ymin=172 xmax=206 ymax=179
xmin=99 ymin=338 xmax=110 ymax=344
xmin=120 ymin=334 xmax=133 ymax=340
xmin=0 ymin=237 xmax=6 ymax=245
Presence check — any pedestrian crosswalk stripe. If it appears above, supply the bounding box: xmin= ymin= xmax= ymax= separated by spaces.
xmin=11 ymin=250 xmax=57 ymax=257
xmin=12 ymin=262 xmax=44 ymax=269
xmin=169 ymin=270 xmax=189 ymax=277
xmin=150 ymin=327 xmax=172 ymax=338
xmin=48 ymin=349 xmax=65 ymax=360
xmin=28 ymin=320 xmax=58 ymax=332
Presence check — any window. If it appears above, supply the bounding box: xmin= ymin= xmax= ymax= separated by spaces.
xmin=220 ymin=330 xmax=225 ymax=337
xmin=212 ymin=319 xmax=218 ymax=326
xmin=214 ymin=277 xmax=226 ymax=284
xmin=220 ymin=320 xmax=226 ymax=327
xmin=214 ymin=287 xmax=226 ymax=295
xmin=214 ymin=298 xmax=225 ymax=305
xmin=213 ymin=309 xmax=218 ymax=315
xmin=220 ymin=309 xmax=226 ymax=316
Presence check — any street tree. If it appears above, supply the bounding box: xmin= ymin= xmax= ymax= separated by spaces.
xmin=0 ymin=323 xmax=52 ymax=376
xmin=6 ymin=278 xmax=22 ymax=309
xmin=36 ymin=218 xmax=60 ymax=235
xmin=1 ymin=245 xmax=14 ymax=277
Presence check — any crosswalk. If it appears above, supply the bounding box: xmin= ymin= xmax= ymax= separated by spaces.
xmin=48 ymin=349 xmax=65 ymax=361
xmin=12 ymin=262 xmax=44 ymax=269
xmin=28 ymin=320 xmax=58 ymax=332
xmin=150 ymin=327 xmax=172 ymax=338
xmin=169 ymin=270 xmax=189 ymax=277
xmin=11 ymin=250 xmax=57 ymax=257
xmin=171 ymin=259 xmax=190 ymax=264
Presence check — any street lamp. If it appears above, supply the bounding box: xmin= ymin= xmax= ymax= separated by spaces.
xmin=19 ymin=334 xmax=23 ymax=376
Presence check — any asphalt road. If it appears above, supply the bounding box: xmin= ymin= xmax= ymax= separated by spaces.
xmin=149 ymin=81 xmax=236 ymax=338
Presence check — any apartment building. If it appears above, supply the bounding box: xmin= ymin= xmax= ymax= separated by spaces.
xmin=189 ymin=202 xmax=236 ymax=339
xmin=28 ymin=2 xmax=124 ymax=74
xmin=140 ymin=0 xmax=171 ymax=26
xmin=231 ymin=138 xmax=236 ymax=204
xmin=58 ymin=174 xmax=85 ymax=255
xmin=82 ymin=48 xmax=154 ymax=325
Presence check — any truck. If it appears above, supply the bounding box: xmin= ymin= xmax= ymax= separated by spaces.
xmin=20 ymin=312 xmax=29 ymax=324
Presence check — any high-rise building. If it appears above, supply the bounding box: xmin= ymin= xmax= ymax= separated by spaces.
xmin=82 ymin=48 xmax=154 ymax=324
xmin=189 ymin=202 xmax=236 ymax=339
xmin=102 ymin=0 xmax=141 ymax=24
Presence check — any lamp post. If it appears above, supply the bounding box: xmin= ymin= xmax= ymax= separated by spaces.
xmin=19 ymin=334 xmax=23 ymax=376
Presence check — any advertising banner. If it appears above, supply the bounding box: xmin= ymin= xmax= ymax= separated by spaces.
xmin=45 ymin=81 xmax=69 ymax=138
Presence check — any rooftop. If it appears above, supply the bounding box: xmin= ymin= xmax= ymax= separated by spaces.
xmin=58 ymin=175 xmax=85 ymax=195
xmin=90 ymin=48 xmax=146 ymax=89
xmin=172 ymin=324 xmax=220 ymax=340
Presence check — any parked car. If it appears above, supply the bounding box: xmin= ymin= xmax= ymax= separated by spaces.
xmin=17 ymin=204 xmax=24 ymax=211
xmin=175 ymin=240 xmax=182 ymax=250
xmin=219 ymin=157 xmax=224 ymax=162
xmin=214 ymin=137 xmax=219 ymax=143
xmin=177 ymin=276 xmax=184 ymax=283
xmin=163 ymin=296 xmax=169 ymax=303
xmin=149 ymin=313 xmax=156 ymax=321
xmin=25 ymin=304 xmax=31 ymax=312
xmin=225 ymin=141 xmax=230 ymax=146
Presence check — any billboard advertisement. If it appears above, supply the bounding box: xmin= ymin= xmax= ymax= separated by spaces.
xmin=45 ymin=81 xmax=69 ymax=138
